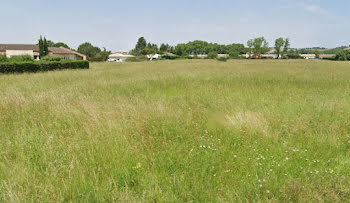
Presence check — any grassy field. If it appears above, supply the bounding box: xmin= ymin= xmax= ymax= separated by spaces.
xmin=1 ymin=60 xmax=350 ymax=202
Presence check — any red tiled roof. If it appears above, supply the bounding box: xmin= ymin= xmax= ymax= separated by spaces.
xmin=0 ymin=44 xmax=39 ymax=52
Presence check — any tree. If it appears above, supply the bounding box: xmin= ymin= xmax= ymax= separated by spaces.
xmin=313 ymin=49 xmax=320 ymax=59
xmin=131 ymin=37 xmax=147 ymax=56
xmin=207 ymin=51 xmax=218 ymax=59
xmin=252 ymin=37 xmax=269 ymax=58
xmin=43 ymin=37 xmax=49 ymax=56
xmin=94 ymin=48 xmax=111 ymax=61
xmin=160 ymin=43 xmax=172 ymax=53
xmin=77 ymin=42 xmax=101 ymax=61
xmin=275 ymin=38 xmax=285 ymax=59
xmin=46 ymin=40 xmax=55 ymax=47
xmin=38 ymin=36 xmax=44 ymax=57
xmin=54 ymin=42 xmax=70 ymax=49
xmin=38 ymin=36 xmax=49 ymax=58
xmin=247 ymin=39 xmax=254 ymax=57
xmin=283 ymin=38 xmax=290 ymax=58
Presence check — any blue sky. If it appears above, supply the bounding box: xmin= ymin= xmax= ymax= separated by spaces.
xmin=1 ymin=0 xmax=349 ymax=51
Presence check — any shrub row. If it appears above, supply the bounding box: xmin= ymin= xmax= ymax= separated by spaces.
xmin=0 ymin=60 xmax=89 ymax=73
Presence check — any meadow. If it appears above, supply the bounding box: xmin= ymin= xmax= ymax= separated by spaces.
xmin=1 ymin=59 xmax=350 ymax=202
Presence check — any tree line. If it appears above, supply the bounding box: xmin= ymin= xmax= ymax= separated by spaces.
xmin=37 ymin=36 xmax=350 ymax=61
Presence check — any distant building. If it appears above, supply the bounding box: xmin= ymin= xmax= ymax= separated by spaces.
xmin=189 ymin=54 xmax=208 ymax=59
xmin=319 ymin=54 xmax=336 ymax=59
xmin=163 ymin=52 xmax=177 ymax=57
xmin=261 ymin=53 xmax=279 ymax=59
xmin=146 ymin=54 xmax=162 ymax=60
xmin=108 ymin=50 xmax=134 ymax=62
xmin=300 ymin=54 xmax=316 ymax=59
xmin=217 ymin=54 xmax=229 ymax=58
xmin=0 ymin=44 xmax=86 ymax=60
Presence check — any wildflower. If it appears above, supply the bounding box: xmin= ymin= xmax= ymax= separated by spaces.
xmin=132 ymin=163 xmax=142 ymax=170
xmin=266 ymin=190 xmax=270 ymax=194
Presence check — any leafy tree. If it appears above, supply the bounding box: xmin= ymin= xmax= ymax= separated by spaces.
xmin=335 ymin=50 xmax=350 ymax=61
xmin=54 ymin=42 xmax=70 ymax=49
xmin=207 ymin=51 xmax=218 ymax=59
xmin=93 ymin=48 xmax=111 ymax=61
xmin=275 ymin=38 xmax=285 ymax=59
xmin=252 ymin=37 xmax=269 ymax=57
xmin=174 ymin=40 xmax=245 ymax=56
xmin=142 ymin=47 xmax=157 ymax=55
xmin=160 ymin=43 xmax=173 ymax=53
xmin=77 ymin=42 xmax=102 ymax=61
xmin=229 ymin=51 xmax=239 ymax=58
xmin=46 ymin=40 xmax=55 ymax=47
xmin=282 ymin=38 xmax=290 ymax=57
xmin=247 ymin=39 xmax=253 ymax=57
xmin=313 ymin=49 xmax=320 ymax=59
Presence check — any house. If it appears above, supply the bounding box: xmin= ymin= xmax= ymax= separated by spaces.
xmin=0 ymin=44 xmax=86 ymax=60
xmin=319 ymin=54 xmax=336 ymax=59
xmin=49 ymin=47 xmax=86 ymax=60
xmin=300 ymin=54 xmax=316 ymax=59
xmin=261 ymin=53 xmax=279 ymax=59
xmin=108 ymin=50 xmax=134 ymax=62
xmin=189 ymin=54 xmax=208 ymax=59
xmin=163 ymin=52 xmax=177 ymax=57
xmin=217 ymin=54 xmax=229 ymax=58
xmin=146 ymin=54 xmax=162 ymax=60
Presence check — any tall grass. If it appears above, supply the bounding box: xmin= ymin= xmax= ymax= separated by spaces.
xmin=1 ymin=60 xmax=350 ymax=201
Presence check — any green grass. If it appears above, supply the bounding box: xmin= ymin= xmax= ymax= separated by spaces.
xmin=1 ymin=60 xmax=350 ymax=202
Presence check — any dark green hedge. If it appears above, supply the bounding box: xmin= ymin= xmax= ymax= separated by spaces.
xmin=0 ymin=60 xmax=89 ymax=73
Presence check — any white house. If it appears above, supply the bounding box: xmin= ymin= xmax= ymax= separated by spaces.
xmin=300 ymin=54 xmax=316 ymax=59
xmin=108 ymin=50 xmax=134 ymax=62
xmin=146 ymin=54 xmax=162 ymax=60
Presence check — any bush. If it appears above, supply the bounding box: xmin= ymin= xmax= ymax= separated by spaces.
xmin=8 ymin=55 xmax=34 ymax=62
xmin=335 ymin=50 xmax=350 ymax=61
xmin=0 ymin=55 xmax=8 ymax=62
xmin=287 ymin=53 xmax=303 ymax=59
xmin=322 ymin=56 xmax=336 ymax=61
xmin=261 ymin=56 xmax=274 ymax=59
xmin=217 ymin=57 xmax=227 ymax=62
xmin=163 ymin=55 xmax=178 ymax=60
xmin=125 ymin=56 xmax=148 ymax=62
xmin=207 ymin=52 xmax=218 ymax=59
xmin=0 ymin=60 xmax=89 ymax=73
xmin=41 ymin=55 xmax=63 ymax=61
xmin=229 ymin=51 xmax=239 ymax=58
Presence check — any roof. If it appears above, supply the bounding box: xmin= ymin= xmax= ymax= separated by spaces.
xmin=56 ymin=46 xmax=86 ymax=60
xmin=0 ymin=44 xmax=39 ymax=52
xmin=109 ymin=53 xmax=134 ymax=58
xmin=0 ymin=44 xmax=86 ymax=60
xmin=49 ymin=47 xmax=73 ymax=54
xmin=217 ymin=54 xmax=229 ymax=58
xmin=319 ymin=54 xmax=336 ymax=58
xmin=300 ymin=54 xmax=316 ymax=57
xmin=163 ymin=52 xmax=178 ymax=57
